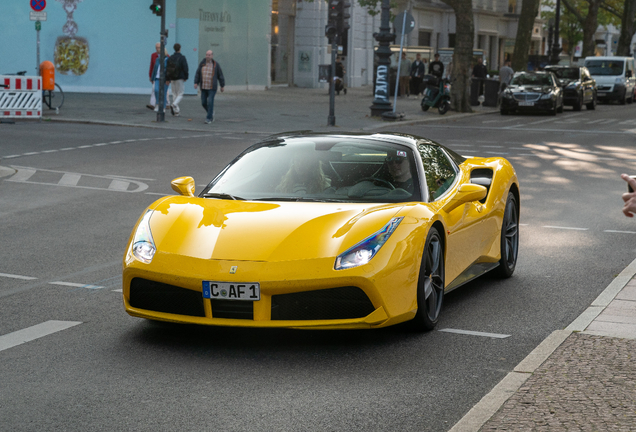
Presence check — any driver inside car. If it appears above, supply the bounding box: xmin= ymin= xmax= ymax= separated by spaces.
xmin=385 ymin=154 xmax=414 ymax=193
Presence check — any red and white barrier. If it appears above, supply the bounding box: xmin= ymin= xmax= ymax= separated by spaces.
xmin=0 ymin=76 xmax=42 ymax=119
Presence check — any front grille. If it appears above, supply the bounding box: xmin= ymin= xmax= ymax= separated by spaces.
xmin=563 ymin=89 xmax=578 ymax=97
xmin=271 ymin=287 xmax=375 ymax=321
xmin=513 ymin=93 xmax=540 ymax=102
xmin=597 ymin=85 xmax=612 ymax=91
xmin=129 ymin=278 xmax=205 ymax=317
xmin=211 ymin=299 xmax=254 ymax=319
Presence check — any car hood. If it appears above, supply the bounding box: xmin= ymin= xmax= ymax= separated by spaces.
xmin=146 ymin=196 xmax=405 ymax=262
xmin=508 ymin=85 xmax=554 ymax=93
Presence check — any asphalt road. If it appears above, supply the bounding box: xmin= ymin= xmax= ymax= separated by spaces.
xmin=1 ymin=103 xmax=636 ymax=431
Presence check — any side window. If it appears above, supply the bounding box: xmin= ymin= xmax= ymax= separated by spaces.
xmin=418 ymin=144 xmax=457 ymax=201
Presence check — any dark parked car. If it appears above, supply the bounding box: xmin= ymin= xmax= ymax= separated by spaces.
xmin=500 ymin=71 xmax=564 ymax=115
xmin=544 ymin=65 xmax=596 ymax=111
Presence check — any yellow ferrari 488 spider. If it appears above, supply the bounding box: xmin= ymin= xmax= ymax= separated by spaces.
xmin=123 ymin=133 xmax=519 ymax=331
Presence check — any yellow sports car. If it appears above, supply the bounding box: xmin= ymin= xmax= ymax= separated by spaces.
xmin=123 ymin=132 xmax=519 ymax=331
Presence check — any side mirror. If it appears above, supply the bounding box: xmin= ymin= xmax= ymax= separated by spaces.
xmin=442 ymin=183 xmax=488 ymax=213
xmin=171 ymin=176 xmax=196 ymax=197
xmin=627 ymin=70 xmax=633 ymax=78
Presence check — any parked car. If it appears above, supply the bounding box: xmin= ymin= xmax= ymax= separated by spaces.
xmin=544 ymin=65 xmax=596 ymax=111
xmin=584 ymin=56 xmax=636 ymax=104
xmin=122 ymin=132 xmax=520 ymax=331
xmin=500 ymin=71 xmax=564 ymax=115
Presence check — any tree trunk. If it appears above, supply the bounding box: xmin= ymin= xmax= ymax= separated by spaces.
xmin=441 ymin=0 xmax=474 ymax=112
xmin=582 ymin=0 xmax=602 ymax=56
xmin=512 ymin=0 xmax=540 ymax=71
xmin=617 ymin=0 xmax=636 ymax=56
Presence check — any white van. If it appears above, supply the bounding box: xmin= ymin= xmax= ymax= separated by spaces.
xmin=584 ymin=56 xmax=636 ymax=104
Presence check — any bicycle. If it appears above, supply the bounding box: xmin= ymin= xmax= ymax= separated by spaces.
xmin=7 ymin=71 xmax=65 ymax=111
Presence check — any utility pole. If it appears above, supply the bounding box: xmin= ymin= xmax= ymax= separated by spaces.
xmin=325 ymin=1 xmax=350 ymax=126
xmin=550 ymin=0 xmax=562 ymax=65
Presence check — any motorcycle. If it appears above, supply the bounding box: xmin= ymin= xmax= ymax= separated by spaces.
xmin=421 ymin=75 xmax=451 ymax=115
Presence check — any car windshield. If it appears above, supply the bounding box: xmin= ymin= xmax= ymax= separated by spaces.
xmin=585 ymin=60 xmax=624 ymax=76
xmin=203 ymin=137 xmax=423 ymax=203
xmin=510 ymin=74 xmax=552 ymax=86
xmin=550 ymin=68 xmax=579 ymax=79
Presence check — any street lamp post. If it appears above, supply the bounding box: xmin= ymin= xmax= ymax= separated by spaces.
xmin=550 ymin=0 xmax=562 ymax=65
xmin=370 ymin=0 xmax=395 ymax=116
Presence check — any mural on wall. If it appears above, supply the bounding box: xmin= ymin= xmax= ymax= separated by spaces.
xmin=54 ymin=0 xmax=89 ymax=75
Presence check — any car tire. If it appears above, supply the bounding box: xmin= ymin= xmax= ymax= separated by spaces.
xmin=494 ymin=192 xmax=519 ymax=278
xmin=621 ymin=89 xmax=627 ymax=105
xmin=550 ymin=101 xmax=557 ymax=115
xmin=558 ymin=98 xmax=564 ymax=113
xmin=411 ymin=227 xmax=445 ymax=331
xmin=500 ymin=109 xmax=508 ymax=115
xmin=586 ymin=92 xmax=596 ymax=110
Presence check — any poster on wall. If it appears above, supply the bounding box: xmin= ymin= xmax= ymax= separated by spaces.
xmin=54 ymin=0 xmax=89 ymax=76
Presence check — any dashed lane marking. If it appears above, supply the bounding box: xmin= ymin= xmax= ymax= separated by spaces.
xmin=542 ymin=225 xmax=589 ymax=231
xmin=0 ymin=321 xmax=82 ymax=353
xmin=438 ymin=328 xmax=511 ymax=339
xmin=0 ymin=273 xmax=37 ymax=280
xmin=49 ymin=281 xmax=105 ymax=289
xmin=604 ymin=230 xmax=636 ymax=234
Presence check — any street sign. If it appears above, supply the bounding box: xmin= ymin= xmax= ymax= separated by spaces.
xmin=35 ymin=20 xmax=41 ymax=31
xmin=30 ymin=0 xmax=46 ymax=12
xmin=30 ymin=11 xmax=47 ymax=21
xmin=393 ymin=11 xmax=415 ymax=35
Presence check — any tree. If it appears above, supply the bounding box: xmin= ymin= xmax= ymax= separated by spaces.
xmin=512 ymin=0 xmax=541 ymax=71
xmin=616 ymin=0 xmax=636 ymax=55
xmin=542 ymin=0 xmax=583 ymax=61
xmin=561 ymin=0 xmax=604 ymax=57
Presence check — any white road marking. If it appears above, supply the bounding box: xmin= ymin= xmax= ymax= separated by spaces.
xmin=8 ymin=168 xmax=36 ymax=182
xmin=0 ymin=273 xmax=38 ymax=280
xmin=604 ymin=230 xmax=636 ymax=234
xmin=49 ymin=281 xmax=105 ymax=289
xmin=438 ymin=328 xmax=511 ymax=339
xmin=112 ymin=289 xmax=123 ymax=293
xmin=58 ymin=173 xmax=82 ymax=187
xmin=108 ymin=179 xmax=130 ymax=191
xmin=0 ymin=321 xmax=82 ymax=352
xmin=542 ymin=225 xmax=589 ymax=231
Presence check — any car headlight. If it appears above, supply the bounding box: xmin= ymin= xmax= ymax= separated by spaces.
xmin=132 ymin=209 xmax=156 ymax=263
xmin=540 ymin=92 xmax=553 ymax=99
xmin=502 ymin=92 xmax=513 ymax=99
xmin=335 ymin=217 xmax=403 ymax=270
xmin=616 ymin=77 xmax=626 ymax=85
xmin=566 ymin=82 xmax=577 ymax=88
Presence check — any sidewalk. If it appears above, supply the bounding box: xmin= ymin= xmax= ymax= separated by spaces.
xmin=34 ymin=85 xmax=497 ymax=134
xmin=452 ymin=258 xmax=636 ymax=431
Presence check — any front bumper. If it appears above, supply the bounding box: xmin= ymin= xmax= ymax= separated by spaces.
xmin=501 ymin=96 xmax=555 ymax=112
xmin=597 ymin=84 xmax=624 ymax=102
xmin=122 ymin=250 xmax=419 ymax=330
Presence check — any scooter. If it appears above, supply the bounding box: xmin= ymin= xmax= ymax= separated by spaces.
xmin=421 ymin=75 xmax=451 ymax=115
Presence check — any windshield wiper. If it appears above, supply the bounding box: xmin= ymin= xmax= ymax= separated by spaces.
xmin=203 ymin=192 xmax=244 ymax=200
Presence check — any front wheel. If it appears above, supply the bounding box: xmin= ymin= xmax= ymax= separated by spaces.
xmin=421 ymin=97 xmax=430 ymax=111
xmin=438 ymin=100 xmax=450 ymax=115
xmin=494 ymin=192 xmax=519 ymax=278
xmin=411 ymin=227 xmax=445 ymax=331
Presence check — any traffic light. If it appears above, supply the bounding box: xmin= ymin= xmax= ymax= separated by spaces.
xmin=150 ymin=0 xmax=164 ymax=16
xmin=336 ymin=1 xmax=351 ymax=35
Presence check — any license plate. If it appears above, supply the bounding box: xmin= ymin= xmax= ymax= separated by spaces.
xmin=518 ymin=101 xmax=534 ymax=106
xmin=202 ymin=281 xmax=260 ymax=301
xmin=597 ymin=92 xmax=606 ymax=96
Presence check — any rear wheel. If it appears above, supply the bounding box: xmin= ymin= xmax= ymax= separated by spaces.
xmin=411 ymin=227 xmax=445 ymax=331
xmin=494 ymin=192 xmax=519 ymax=278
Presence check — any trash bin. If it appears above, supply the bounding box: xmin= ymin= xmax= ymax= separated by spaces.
xmin=483 ymin=79 xmax=500 ymax=107
xmin=40 ymin=61 xmax=55 ymax=91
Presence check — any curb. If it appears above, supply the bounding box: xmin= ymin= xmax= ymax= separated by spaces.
xmin=448 ymin=255 xmax=636 ymax=432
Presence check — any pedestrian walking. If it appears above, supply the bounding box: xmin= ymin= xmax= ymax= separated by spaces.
xmin=398 ymin=52 xmax=411 ymax=97
xmin=194 ymin=50 xmax=225 ymax=124
xmin=151 ymin=48 xmax=171 ymax=112
xmin=499 ymin=59 xmax=514 ymax=91
xmin=472 ymin=57 xmax=488 ymax=97
xmin=429 ymin=53 xmax=444 ymax=79
xmin=410 ymin=53 xmax=426 ymax=95
xmin=147 ymin=42 xmax=160 ymax=110
xmin=166 ymin=43 xmax=189 ymax=116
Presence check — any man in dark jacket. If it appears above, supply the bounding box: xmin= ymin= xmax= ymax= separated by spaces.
xmin=429 ymin=53 xmax=444 ymax=78
xmin=410 ymin=53 xmax=426 ymax=95
xmin=194 ymin=50 xmax=225 ymax=124
xmin=169 ymin=43 xmax=189 ymax=116
xmin=472 ymin=57 xmax=488 ymax=97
